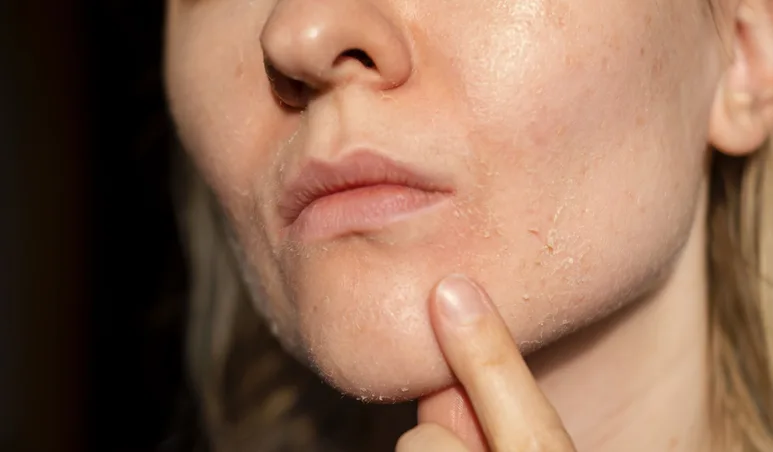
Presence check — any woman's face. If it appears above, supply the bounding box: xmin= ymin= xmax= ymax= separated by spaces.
xmin=165 ymin=0 xmax=727 ymax=399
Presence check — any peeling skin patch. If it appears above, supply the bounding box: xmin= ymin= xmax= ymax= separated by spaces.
xmin=546 ymin=228 xmax=558 ymax=254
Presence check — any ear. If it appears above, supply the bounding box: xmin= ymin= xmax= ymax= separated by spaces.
xmin=709 ymin=0 xmax=773 ymax=155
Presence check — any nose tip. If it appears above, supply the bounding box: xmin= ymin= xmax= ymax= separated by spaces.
xmin=260 ymin=0 xmax=412 ymax=99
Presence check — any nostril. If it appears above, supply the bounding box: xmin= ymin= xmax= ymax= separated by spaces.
xmin=265 ymin=60 xmax=311 ymax=109
xmin=263 ymin=47 xmax=381 ymax=110
xmin=337 ymin=49 xmax=376 ymax=70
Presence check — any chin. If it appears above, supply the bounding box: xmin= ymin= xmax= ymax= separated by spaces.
xmin=288 ymin=248 xmax=459 ymax=402
xmin=307 ymin=323 xmax=454 ymax=402
xmin=273 ymin=250 xmax=669 ymax=403
xmin=269 ymin=235 xmax=563 ymax=402
xmin=263 ymin=216 xmax=554 ymax=400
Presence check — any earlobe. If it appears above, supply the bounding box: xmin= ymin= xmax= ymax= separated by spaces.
xmin=709 ymin=71 xmax=773 ymax=155
xmin=708 ymin=0 xmax=773 ymax=156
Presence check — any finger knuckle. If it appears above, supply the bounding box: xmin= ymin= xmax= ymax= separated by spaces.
xmin=473 ymin=339 xmax=509 ymax=370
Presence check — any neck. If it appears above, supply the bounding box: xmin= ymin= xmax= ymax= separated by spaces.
xmin=527 ymin=188 xmax=711 ymax=452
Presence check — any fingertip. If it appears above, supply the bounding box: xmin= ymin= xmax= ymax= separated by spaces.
xmin=433 ymin=274 xmax=490 ymax=327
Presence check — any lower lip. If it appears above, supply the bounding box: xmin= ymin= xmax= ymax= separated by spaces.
xmin=284 ymin=184 xmax=450 ymax=242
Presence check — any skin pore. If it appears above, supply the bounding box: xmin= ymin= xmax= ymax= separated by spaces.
xmin=164 ymin=0 xmax=773 ymax=450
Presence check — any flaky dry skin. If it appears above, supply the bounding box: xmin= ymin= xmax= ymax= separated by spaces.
xmin=166 ymin=0 xmax=717 ymax=402
xmin=178 ymin=155 xmax=415 ymax=452
xmin=218 ymin=298 xmax=416 ymax=452
xmin=177 ymin=137 xmax=773 ymax=452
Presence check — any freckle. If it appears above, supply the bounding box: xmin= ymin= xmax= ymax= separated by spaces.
xmin=639 ymin=47 xmax=645 ymax=57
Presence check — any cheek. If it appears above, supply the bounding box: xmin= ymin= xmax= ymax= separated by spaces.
xmin=442 ymin=0 xmax=714 ymax=147
xmin=453 ymin=0 xmax=715 ymax=270
xmin=410 ymin=0 xmax=716 ymax=366
xmin=165 ymin=0 xmax=290 ymax=200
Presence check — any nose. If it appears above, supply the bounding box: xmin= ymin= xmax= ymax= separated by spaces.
xmin=260 ymin=0 xmax=412 ymax=107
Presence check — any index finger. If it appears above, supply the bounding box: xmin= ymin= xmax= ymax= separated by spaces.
xmin=428 ymin=274 xmax=575 ymax=451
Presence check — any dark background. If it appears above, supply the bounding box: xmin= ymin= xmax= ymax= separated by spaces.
xmin=2 ymin=1 xmax=191 ymax=451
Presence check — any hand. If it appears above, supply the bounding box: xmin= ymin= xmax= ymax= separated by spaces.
xmin=396 ymin=274 xmax=576 ymax=452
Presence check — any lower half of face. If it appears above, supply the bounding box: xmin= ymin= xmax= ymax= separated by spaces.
xmin=166 ymin=0 xmax=723 ymax=400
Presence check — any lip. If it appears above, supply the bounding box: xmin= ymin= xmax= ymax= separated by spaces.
xmin=278 ymin=150 xmax=454 ymax=242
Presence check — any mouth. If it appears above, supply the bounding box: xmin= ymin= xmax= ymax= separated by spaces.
xmin=278 ymin=150 xmax=454 ymax=242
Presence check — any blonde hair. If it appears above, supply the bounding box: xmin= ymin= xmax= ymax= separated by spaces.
xmin=709 ymin=138 xmax=773 ymax=451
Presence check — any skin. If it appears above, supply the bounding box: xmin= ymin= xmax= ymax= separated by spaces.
xmin=164 ymin=0 xmax=773 ymax=449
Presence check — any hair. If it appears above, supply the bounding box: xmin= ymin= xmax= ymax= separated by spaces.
xmin=172 ymin=15 xmax=773 ymax=452
xmin=708 ymin=140 xmax=773 ymax=451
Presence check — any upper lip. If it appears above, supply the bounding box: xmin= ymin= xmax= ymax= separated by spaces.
xmin=278 ymin=150 xmax=453 ymax=223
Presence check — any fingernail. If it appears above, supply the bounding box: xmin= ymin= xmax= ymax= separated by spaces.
xmin=436 ymin=274 xmax=486 ymax=325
